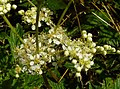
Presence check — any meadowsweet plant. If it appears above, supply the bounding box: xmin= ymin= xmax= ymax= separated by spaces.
xmin=14 ymin=6 xmax=120 ymax=78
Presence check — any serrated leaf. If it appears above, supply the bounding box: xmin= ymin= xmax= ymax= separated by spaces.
xmin=22 ymin=74 xmax=44 ymax=88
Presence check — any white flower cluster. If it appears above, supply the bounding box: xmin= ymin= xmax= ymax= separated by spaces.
xmin=15 ymin=7 xmax=120 ymax=77
xmin=18 ymin=7 xmax=54 ymax=30
xmin=0 ymin=0 xmax=17 ymax=15
xmin=15 ymin=35 xmax=55 ymax=75
xmin=15 ymin=25 xmax=70 ymax=75
xmin=62 ymin=30 xmax=95 ymax=77
xmin=15 ymin=27 xmax=120 ymax=77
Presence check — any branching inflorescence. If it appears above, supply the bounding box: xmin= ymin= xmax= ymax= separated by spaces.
xmin=13 ymin=6 xmax=120 ymax=78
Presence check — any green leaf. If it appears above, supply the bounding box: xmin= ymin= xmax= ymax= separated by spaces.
xmin=46 ymin=0 xmax=66 ymax=11
xmin=0 ymin=32 xmax=7 ymax=40
xmin=89 ymin=82 xmax=93 ymax=89
xmin=64 ymin=62 xmax=74 ymax=69
xmin=48 ymin=79 xmax=65 ymax=89
xmin=7 ymin=23 xmax=24 ymax=55
xmin=21 ymin=74 xmax=44 ymax=88
xmin=113 ymin=78 xmax=120 ymax=89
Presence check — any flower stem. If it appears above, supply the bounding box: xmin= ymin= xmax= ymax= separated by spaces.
xmin=2 ymin=15 xmax=24 ymax=43
xmin=35 ymin=1 xmax=41 ymax=53
xmin=56 ymin=0 xmax=73 ymax=27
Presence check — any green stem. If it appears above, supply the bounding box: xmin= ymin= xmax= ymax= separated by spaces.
xmin=56 ymin=0 xmax=73 ymax=28
xmin=2 ymin=15 xmax=24 ymax=43
xmin=35 ymin=1 xmax=41 ymax=53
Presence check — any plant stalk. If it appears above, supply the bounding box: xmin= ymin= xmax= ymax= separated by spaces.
xmin=56 ymin=0 xmax=73 ymax=28
xmin=2 ymin=15 xmax=24 ymax=43
xmin=35 ymin=0 xmax=41 ymax=53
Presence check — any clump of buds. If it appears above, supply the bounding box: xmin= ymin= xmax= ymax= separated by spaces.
xmin=0 ymin=0 xmax=17 ymax=15
xmin=18 ymin=7 xmax=54 ymax=30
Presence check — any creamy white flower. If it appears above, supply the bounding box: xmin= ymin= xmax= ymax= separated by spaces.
xmin=38 ymin=22 xmax=41 ymax=27
xmin=76 ymin=72 xmax=81 ymax=77
xmin=76 ymin=66 xmax=82 ymax=72
xmin=15 ymin=74 xmax=19 ymax=78
xmin=38 ymin=69 xmax=43 ymax=74
xmin=40 ymin=60 xmax=45 ymax=65
xmin=30 ymin=61 xmax=34 ymax=66
xmin=91 ymin=48 xmax=96 ymax=53
xmin=103 ymin=51 xmax=107 ymax=55
xmin=0 ymin=0 xmax=8 ymax=3
xmin=72 ymin=59 xmax=77 ymax=64
xmin=31 ymin=25 xmax=35 ymax=30
xmin=90 ymin=61 xmax=94 ymax=65
xmin=53 ymin=39 xmax=60 ymax=45
xmin=39 ymin=42 xmax=42 ymax=47
xmin=50 ymin=49 xmax=55 ymax=53
xmin=64 ymin=50 xmax=69 ymax=56
xmin=0 ymin=6 xmax=3 ymax=11
xmin=29 ymin=55 xmax=35 ymax=60
xmin=76 ymin=53 xmax=82 ymax=59
xmin=83 ymin=57 xmax=89 ymax=61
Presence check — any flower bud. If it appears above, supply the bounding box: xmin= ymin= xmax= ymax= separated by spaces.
xmin=91 ymin=42 xmax=96 ymax=47
xmin=6 ymin=3 xmax=11 ymax=11
xmin=82 ymin=30 xmax=87 ymax=34
xmin=117 ymin=50 xmax=120 ymax=54
xmin=3 ymin=9 xmax=8 ymax=14
xmin=18 ymin=10 xmax=24 ymax=15
xmin=87 ymin=37 xmax=92 ymax=41
xmin=15 ymin=74 xmax=19 ymax=78
xmin=104 ymin=45 xmax=109 ymax=50
xmin=12 ymin=4 xmax=17 ymax=9
xmin=100 ymin=47 xmax=104 ymax=51
xmin=82 ymin=33 xmax=87 ymax=38
xmin=0 ymin=6 xmax=3 ymax=11
xmin=111 ymin=48 xmax=116 ymax=52
xmin=88 ymin=33 xmax=92 ymax=37
xmin=91 ymin=48 xmax=96 ymax=53
xmin=103 ymin=50 xmax=107 ymax=55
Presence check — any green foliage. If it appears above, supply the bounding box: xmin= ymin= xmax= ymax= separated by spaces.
xmin=48 ymin=79 xmax=65 ymax=89
xmin=46 ymin=0 xmax=66 ymax=11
